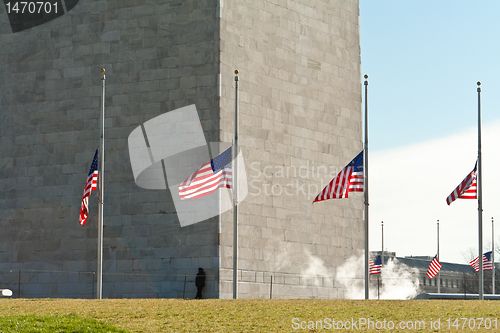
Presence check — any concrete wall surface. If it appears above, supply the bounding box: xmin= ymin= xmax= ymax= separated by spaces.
xmin=218 ymin=0 xmax=362 ymax=299
xmin=0 ymin=0 xmax=361 ymax=299
xmin=0 ymin=0 xmax=221 ymax=299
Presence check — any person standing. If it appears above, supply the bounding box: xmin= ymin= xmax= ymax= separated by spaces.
xmin=195 ymin=268 xmax=206 ymax=299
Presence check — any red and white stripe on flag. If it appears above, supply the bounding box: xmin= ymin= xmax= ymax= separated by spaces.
xmin=178 ymin=162 xmax=232 ymax=199
xmin=446 ymin=162 xmax=477 ymax=205
xmin=79 ymin=149 xmax=99 ymax=226
xmin=469 ymin=252 xmax=493 ymax=272
xmin=313 ymin=151 xmax=363 ymax=203
xmin=483 ymin=259 xmax=493 ymax=271
xmin=369 ymin=262 xmax=381 ymax=275
xmin=426 ymin=256 xmax=442 ymax=279
xmin=470 ymin=256 xmax=480 ymax=272
xmin=369 ymin=256 xmax=382 ymax=275
xmin=178 ymin=147 xmax=233 ymax=200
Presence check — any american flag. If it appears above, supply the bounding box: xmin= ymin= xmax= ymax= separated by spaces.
xmin=178 ymin=147 xmax=232 ymax=200
xmin=79 ymin=149 xmax=99 ymax=226
xmin=470 ymin=251 xmax=493 ymax=272
xmin=313 ymin=151 xmax=363 ymax=203
xmin=446 ymin=161 xmax=477 ymax=205
xmin=426 ymin=255 xmax=442 ymax=279
xmin=483 ymin=251 xmax=493 ymax=270
xmin=369 ymin=255 xmax=382 ymax=275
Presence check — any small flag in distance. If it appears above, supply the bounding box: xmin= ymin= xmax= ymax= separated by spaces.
xmin=469 ymin=251 xmax=493 ymax=272
xmin=426 ymin=255 xmax=442 ymax=279
xmin=369 ymin=255 xmax=382 ymax=275
xmin=483 ymin=251 xmax=493 ymax=271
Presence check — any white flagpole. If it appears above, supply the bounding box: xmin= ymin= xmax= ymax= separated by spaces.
xmin=493 ymin=217 xmax=495 ymax=294
xmin=364 ymin=74 xmax=369 ymax=300
xmin=437 ymin=220 xmax=440 ymax=293
xmin=381 ymin=221 xmax=384 ymax=267
xmin=233 ymin=70 xmax=239 ymax=299
xmin=477 ymin=81 xmax=483 ymax=300
xmin=97 ymin=68 xmax=106 ymax=299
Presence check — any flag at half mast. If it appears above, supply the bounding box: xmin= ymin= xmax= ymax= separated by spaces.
xmin=369 ymin=255 xmax=382 ymax=275
xmin=446 ymin=161 xmax=477 ymax=205
xmin=79 ymin=149 xmax=99 ymax=226
xmin=470 ymin=251 xmax=493 ymax=272
xmin=426 ymin=255 xmax=442 ymax=279
xmin=313 ymin=151 xmax=363 ymax=203
xmin=178 ymin=147 xmax=232 ymax=200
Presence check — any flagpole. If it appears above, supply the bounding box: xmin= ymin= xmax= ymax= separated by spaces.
xmin=493 ymin=217 xmax=495 ymax=294
xmin=381 ymin=221 xmax=384 ymax=267
xmin=363 ymin=74 xmax=369 ymax=300
xmin=477 ymin=81 xmax=483 ymax=300
xmin=377 ymin=276 xmax=380 ymax=300
xmin=97 ymin=69 xmax=105 ymax=299
xmin=437 ymin=220 xmax=440 ymax=294
xmin=233 ymin=70 xmax=239 ymax=299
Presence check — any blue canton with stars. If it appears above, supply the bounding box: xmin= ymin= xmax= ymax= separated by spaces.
xmin=211 ymin=147 xmax=232 ymax=173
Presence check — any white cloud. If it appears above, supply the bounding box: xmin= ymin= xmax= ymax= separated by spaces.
xmin=370 ymin=121 xmax=500 ymax=264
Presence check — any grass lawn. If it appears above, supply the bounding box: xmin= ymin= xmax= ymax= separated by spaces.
xmin=0 ymin=313 xmax=128 ymax=333
xmin=0 ymin=298 xmax=499 ymax=332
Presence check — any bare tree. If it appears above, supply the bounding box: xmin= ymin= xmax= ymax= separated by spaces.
xmin=463 ymin=241 xmax=497 ymax=263
xmin=462 ymin=247 xmax=477 ymax=263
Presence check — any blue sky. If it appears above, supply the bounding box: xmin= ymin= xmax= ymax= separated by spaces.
xmin=360 ymin=1 xmax=500 ymax=264
xmin=361 ymin=0 xmax=500 ymax=150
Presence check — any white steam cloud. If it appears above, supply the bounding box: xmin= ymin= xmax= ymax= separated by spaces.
xmin=274 ymin=247 xmax=420 ymax=299
xmin=335 ymin=254 xmax=421 ymax=299
xmin=300 ymin=251 xmax=335 ymax=286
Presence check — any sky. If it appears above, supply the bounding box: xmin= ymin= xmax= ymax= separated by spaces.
xmin=360 ymin=1 xmax=500 ymax=264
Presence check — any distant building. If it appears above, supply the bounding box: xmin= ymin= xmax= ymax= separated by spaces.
xmin=399 ymin=256 xmax=474 ymax=294
xmin=370 ymin=251 xmax=499 ymax=294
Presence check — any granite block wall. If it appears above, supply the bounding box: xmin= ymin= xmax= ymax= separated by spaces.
xmin=219 ymin=0 xmax=363 ymax=298
xmin=0 ymin=0 xmax=361 ymax=299
xmin=0 ymin=0 xmax=221 ymax=298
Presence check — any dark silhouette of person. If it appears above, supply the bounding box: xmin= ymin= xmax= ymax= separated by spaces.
xmin=195 ymin=268 xmax=206 ymax=299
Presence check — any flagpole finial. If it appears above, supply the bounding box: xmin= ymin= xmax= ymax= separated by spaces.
xmin=364 ymin=74 xmax=368 ymax=85
xmin=101 ymin=68 xmax=105 ymax=74
xmin=235 ymin=70 xmax=239 ymax=75
xmin=477 ymin=81 xmax=481 ymax=86
xmin=364 ymin=74 xmax=368 ymax=79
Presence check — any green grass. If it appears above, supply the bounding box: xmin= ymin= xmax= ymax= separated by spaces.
xmin=0 ymin=314 xmax=128 ymax=333
xmin=1 ymin=299 xmax=500 ymax=332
